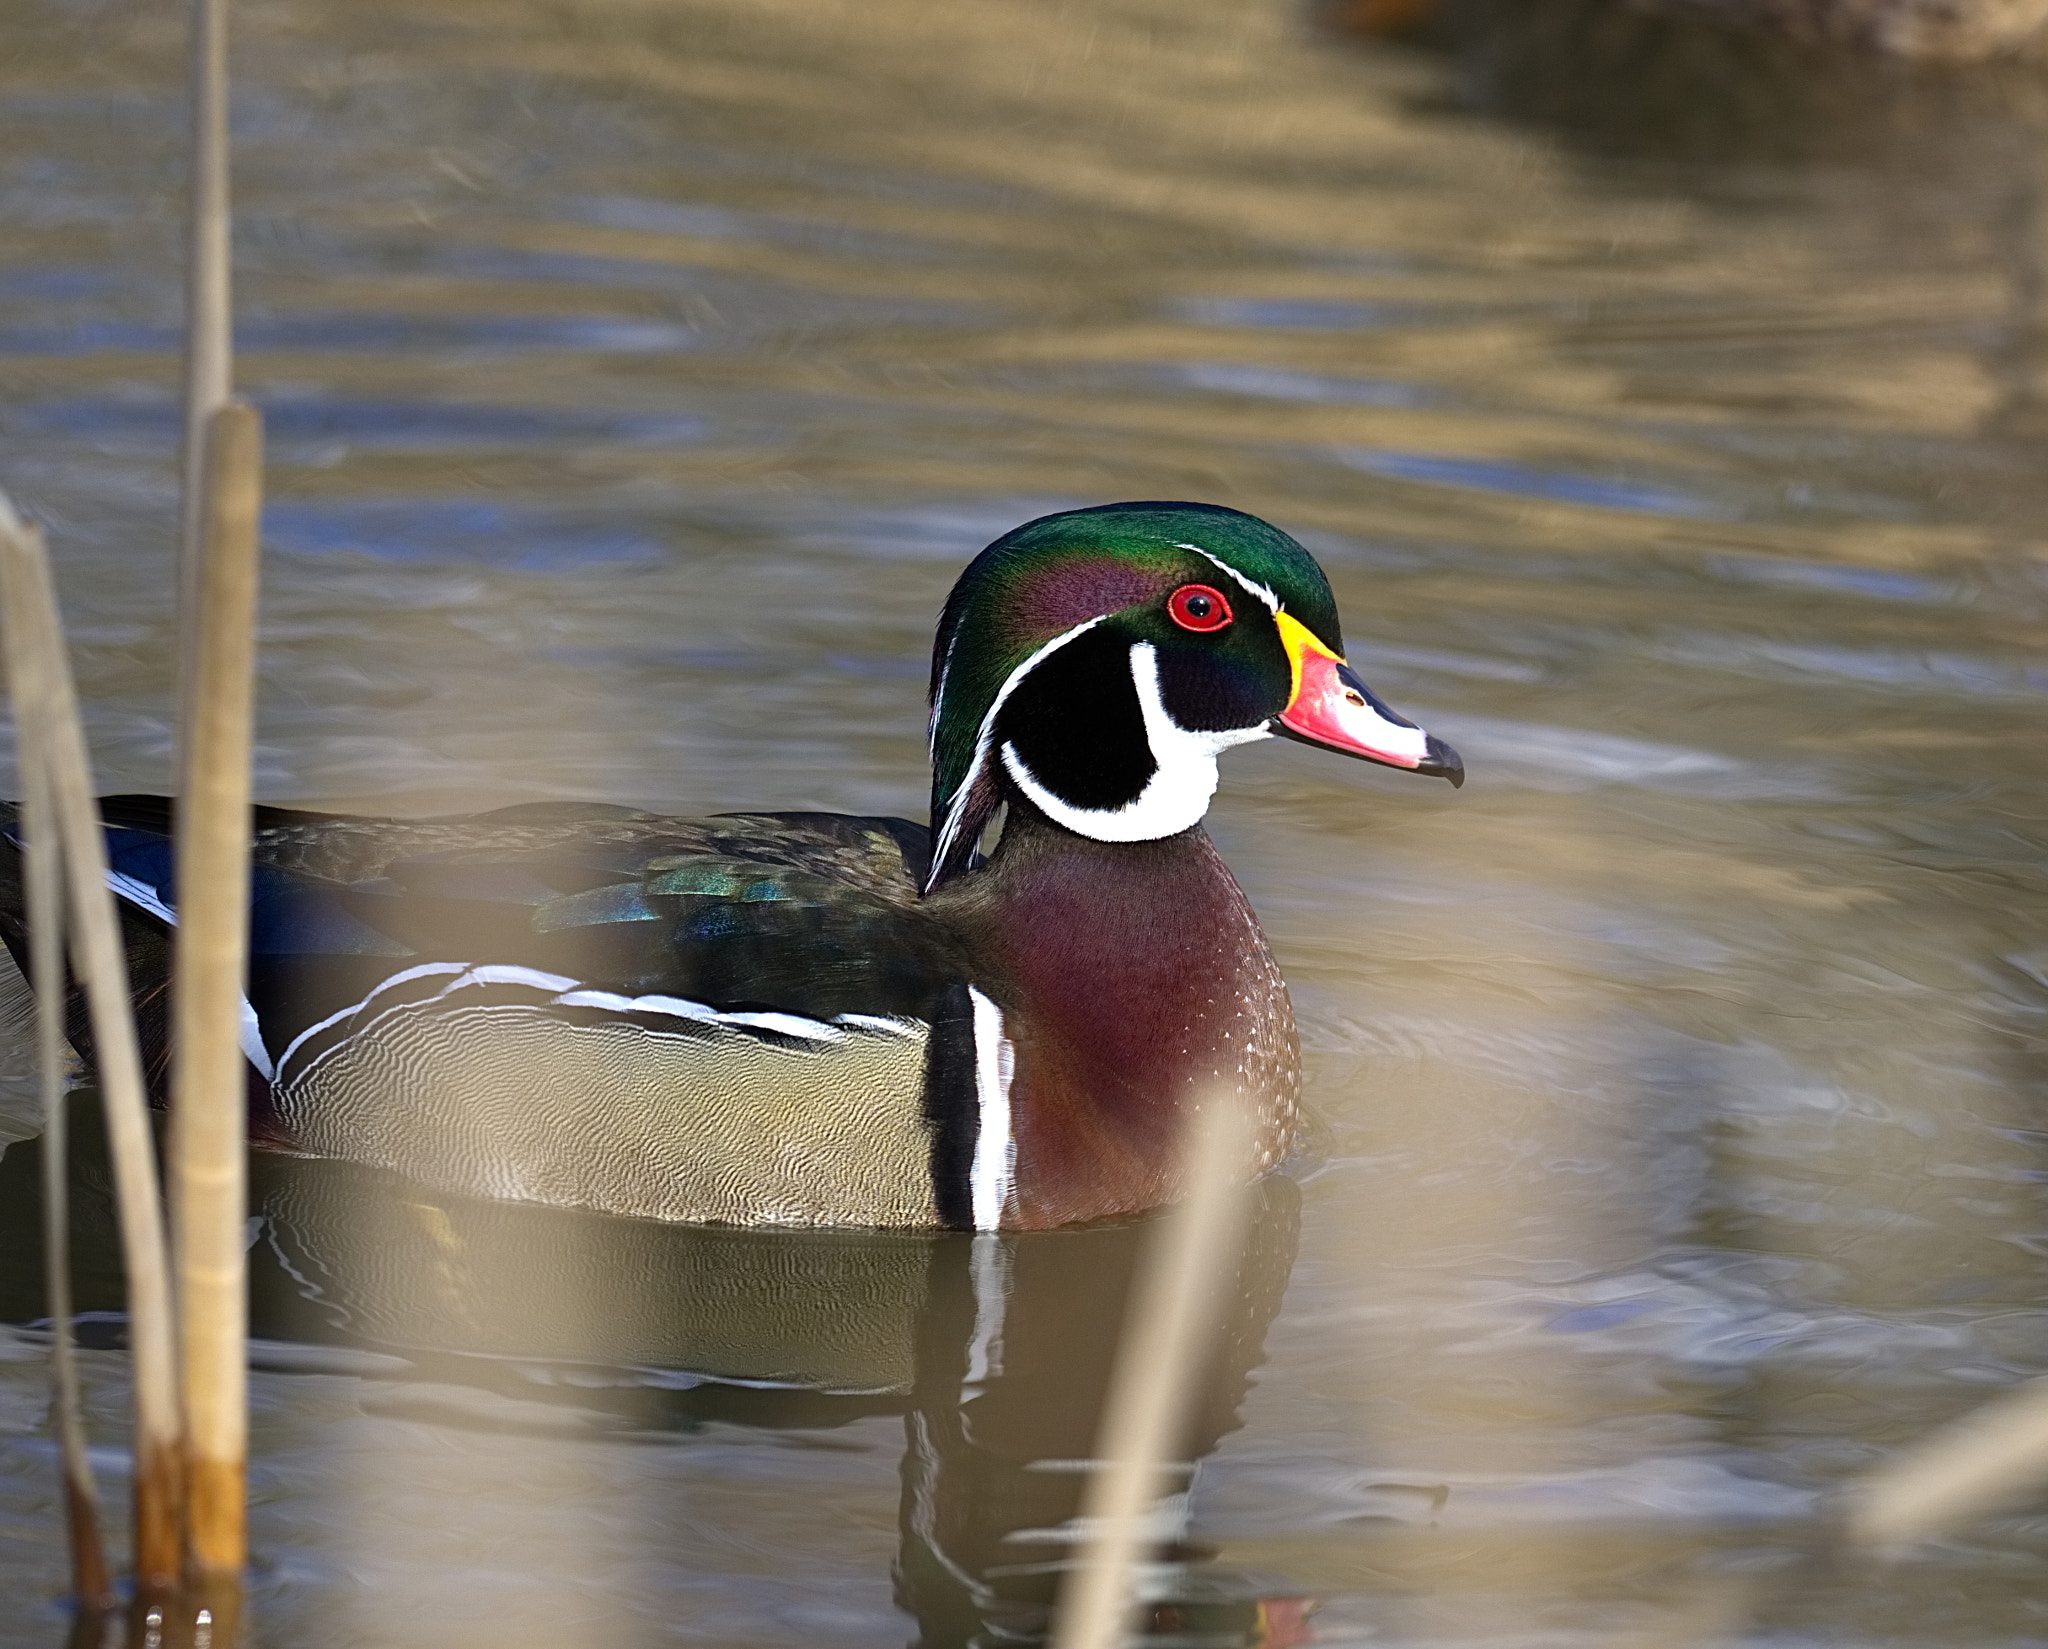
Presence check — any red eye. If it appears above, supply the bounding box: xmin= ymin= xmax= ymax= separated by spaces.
xmin=1168 ymin=583 xmax=1233 ymax=633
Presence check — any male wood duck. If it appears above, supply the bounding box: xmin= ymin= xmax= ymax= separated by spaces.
xmin=1 ymin=501 xmax=1461 ymax=1231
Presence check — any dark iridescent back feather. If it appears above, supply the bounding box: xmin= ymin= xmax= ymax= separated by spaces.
xmin=0 ymin=798 xmax=966 ymax=1103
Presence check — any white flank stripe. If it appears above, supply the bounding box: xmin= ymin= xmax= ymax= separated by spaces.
xmin=628 ymin=993 xmax=723 ymax=1021
xmin=278 ymin=960 xmax=893 ymax=1089
xmin=106 ymin=869 xmax=177 ymax=926
xmin=273 ymin=961 xmax=469 ymax=1077
xmin=550 ymin=987 xmax=640 ymax=1013
xmin=462 ymin=963 xmax=579 ymax=993
xmin=967 ymin=984 xmax=1016 ymax=1230
xmin=719 ymin=1010 xmax=847 ymax=1042
xmin=833 ymin=1012 xmax=923 ymax=1038
xmin=553 ymin=988 xmax=718 ymax=1022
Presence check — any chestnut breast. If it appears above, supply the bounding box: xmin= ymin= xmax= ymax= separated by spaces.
xmin=955 ymin=808 xmax=1299 ymax=1228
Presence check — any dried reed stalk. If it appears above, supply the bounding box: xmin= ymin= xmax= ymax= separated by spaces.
xmin=0 ymin=492 xmax=185 ymax=1597
xmin=22 ymin=744 xmax=112 ymax=1612
xmin=1050 ymin=1102 xmax=1256 ymax=1649
xmin=1642 ymin=1370 xmax=2048 ymax=1647
xmin=171 ymin=401 xmax=261 ymax=1580
xmin=179 ymin=0 xmax=232 ymax=741
xmin=172 ymin=401 xmax=261 ymax=1578
xmin=1844 ymin=1376 xmax=2048 ymax=1550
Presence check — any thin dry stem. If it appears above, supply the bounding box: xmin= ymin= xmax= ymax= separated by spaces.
xmin=1050 ymin=1102 xmax=1256 ymax=1649
xmin=0 ymin=491 xmax=185 ymax=1596
xmin=172 ymin=401 xmax=261 ymax=1580
xmin=22 ymin=745 xmax=112 ymax=1612
xmin=178 ymin=0 xmax=232 ymax=748
xmin=1640 ymin=1375 xmax=2048 ymax=1647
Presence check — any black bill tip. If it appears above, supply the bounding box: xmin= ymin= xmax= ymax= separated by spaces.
xmin=1419 ymin=735 xmax=1464 ymax=789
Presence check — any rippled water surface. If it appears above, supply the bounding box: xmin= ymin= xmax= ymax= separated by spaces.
xmin=3 ymin=0 xmax=2048 ymax=1643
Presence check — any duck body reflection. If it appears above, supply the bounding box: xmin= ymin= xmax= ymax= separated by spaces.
xmin=0 ymin=1104 xmax=1301 ymax=1648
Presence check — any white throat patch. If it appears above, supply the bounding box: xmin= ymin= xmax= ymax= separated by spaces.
xmin=1001 ymin=641 xmax=1268 ymax=843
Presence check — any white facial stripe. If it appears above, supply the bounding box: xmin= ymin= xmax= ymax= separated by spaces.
xmin=928 ymin=615 xmax=1107 ymax=888
xmin=1174 ymin=542 xmax=1279 ymax=614
xmin=967 ymin=985 xmax=1016 ymax=1231
xmin=1000 ymin=640 xmax=1269 ymax=844
xmin=927 ymin=631 xmax=960 ymax=750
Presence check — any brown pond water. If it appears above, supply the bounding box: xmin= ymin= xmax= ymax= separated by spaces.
xmin=3 ymin=0 xmax=2048 ymax=1643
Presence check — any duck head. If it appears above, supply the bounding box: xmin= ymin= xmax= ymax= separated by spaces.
xmin=924 ymin=501 xmax=1462 ymax=891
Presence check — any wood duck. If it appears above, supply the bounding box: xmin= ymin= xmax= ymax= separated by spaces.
xmin=1 ymin=501 xmax=1461 ymax=1231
